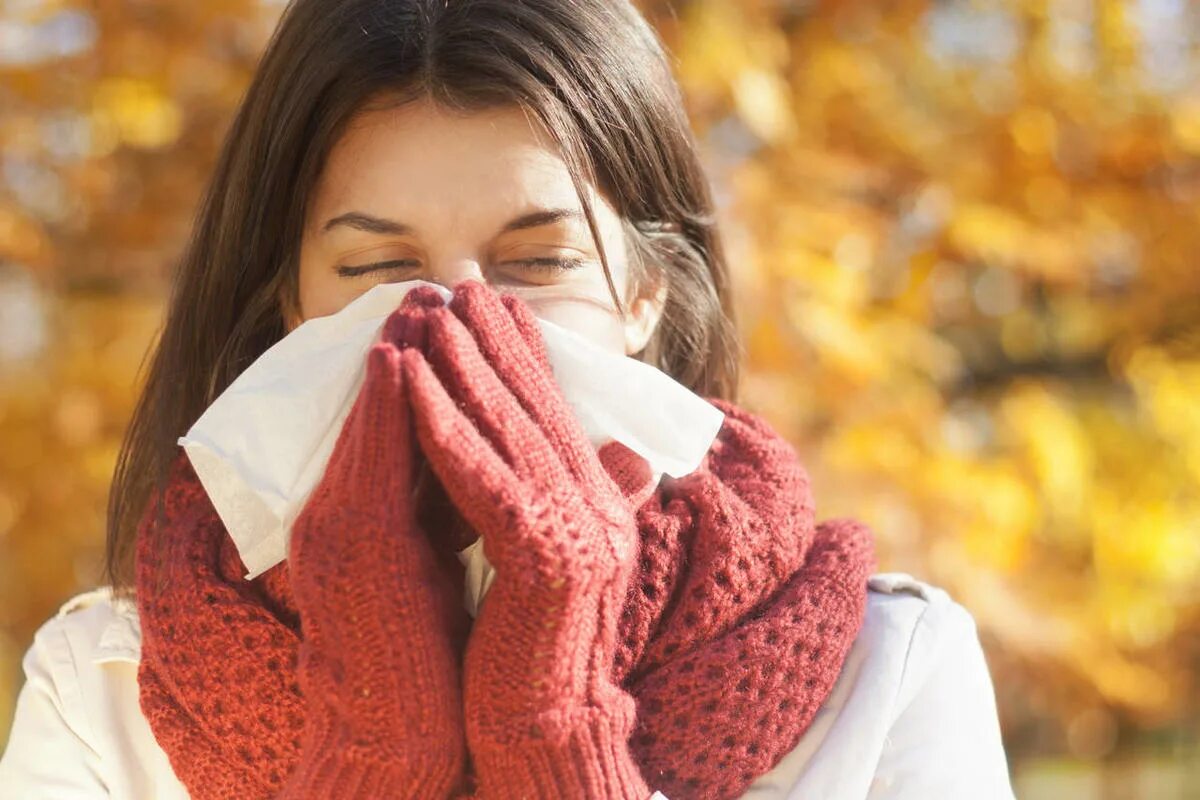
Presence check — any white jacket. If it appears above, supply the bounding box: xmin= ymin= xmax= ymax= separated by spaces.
xmin=0 ymin=572 xmax=1017 ymax=799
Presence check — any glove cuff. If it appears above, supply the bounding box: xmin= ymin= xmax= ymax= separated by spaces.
xmin=471 ymin=705 xmax=653 ymax=800
xmin=278 ymin=718 xmax=464 ymax=800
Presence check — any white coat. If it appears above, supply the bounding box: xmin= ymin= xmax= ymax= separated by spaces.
xmin=0 ymin=571 xmax=1017 ymax=799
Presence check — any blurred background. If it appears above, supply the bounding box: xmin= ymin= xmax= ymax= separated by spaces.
xmin=1 ymin=0 xmax=1198 ymax=796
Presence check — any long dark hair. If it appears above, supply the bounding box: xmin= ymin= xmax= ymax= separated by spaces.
xmin=106 ymin=0 xmax=742 ymax=595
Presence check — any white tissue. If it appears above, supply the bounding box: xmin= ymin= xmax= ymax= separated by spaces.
xmin=178 ymin=279 xmax=725 ymax=584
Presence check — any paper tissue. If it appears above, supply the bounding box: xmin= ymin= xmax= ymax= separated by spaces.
xmin=178 ymin=279 xmax=725 ymax=616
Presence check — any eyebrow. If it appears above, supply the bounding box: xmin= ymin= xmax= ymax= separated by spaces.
xmin=320 ymin=207 xmax=585 ymax=236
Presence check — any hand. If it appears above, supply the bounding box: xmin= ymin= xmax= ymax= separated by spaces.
xmin=397 ymin=280 xmax=654 ymax=799
xmin=279 ymin=289 xmax=470 ymax=798
xmin=390 ymin=287 xmax=486 ymax=558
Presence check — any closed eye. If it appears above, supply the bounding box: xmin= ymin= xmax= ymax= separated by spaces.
xmin=504 ymin=256 xmax=588 ymax=273
xmin=334 ymin=259 xmax=419 ymax=277
xmin=334 ymin=256 xmax=588 ymax=278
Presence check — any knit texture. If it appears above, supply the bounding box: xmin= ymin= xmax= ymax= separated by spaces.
xmin=137 ymin=290 xmax=470 ymax=799
xmin=400 ymin=285 xmax=661 ymax=800
xmin=134 ymin=282 xmax=877 ymax=800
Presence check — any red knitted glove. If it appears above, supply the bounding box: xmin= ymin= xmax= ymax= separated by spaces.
xmin=278 ymin=295 xmax=469 ymax=798
xmin=397 ymin=280 xmax=653 ymax=800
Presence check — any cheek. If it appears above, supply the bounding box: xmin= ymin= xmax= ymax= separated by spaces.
xmin=535 ymin=296 xmax=628 ymax=352
xmin=496 ymin=284 xmax=628 ymax=352
xmin=510 ymin=240 xmax=632 ymax=354
xmin=295 ymin=258 xmax=362 ymax=322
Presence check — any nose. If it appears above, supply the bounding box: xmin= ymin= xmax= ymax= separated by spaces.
xmin=396 ymin=257 xmax=487 ymax=316
xmin=432 ymin=258 xmax=485 ymax=290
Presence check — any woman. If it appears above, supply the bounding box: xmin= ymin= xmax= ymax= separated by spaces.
xmin=0 ymin=0 xmax=1016 ymax=798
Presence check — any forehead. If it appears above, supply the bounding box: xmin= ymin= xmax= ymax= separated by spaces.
xmin=308 ymin=97 xmax=590 ymax=231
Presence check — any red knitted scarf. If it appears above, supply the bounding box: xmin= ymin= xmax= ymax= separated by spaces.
xmin=135 ymin=398 xmax=876 ymax=800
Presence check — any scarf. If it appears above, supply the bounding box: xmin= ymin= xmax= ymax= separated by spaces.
xmin=135 ymin=396 xmax=876 ymax=800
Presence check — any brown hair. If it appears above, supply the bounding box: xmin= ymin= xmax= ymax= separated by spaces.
xmin=106 ymin=0 xmax=741 ymax=596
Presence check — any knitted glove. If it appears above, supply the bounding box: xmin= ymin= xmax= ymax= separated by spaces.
xmin=278 ymin=293 xmax=469 ymax=798
xmin=397 ymin=279 xmax=653 ymax=800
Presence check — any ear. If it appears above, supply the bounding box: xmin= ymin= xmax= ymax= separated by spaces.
xmin=622 ymin=275 xmax=668 ymax=357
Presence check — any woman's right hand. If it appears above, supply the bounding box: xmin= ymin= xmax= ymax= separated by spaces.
xmin=278 ymin=288 xmax=470 ymax=799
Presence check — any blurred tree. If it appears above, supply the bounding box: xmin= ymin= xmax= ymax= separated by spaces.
xmin=0 ymin=0 xmax=269 ymax=750
xmin=638 ymin=0 xmax=1200 ymax=765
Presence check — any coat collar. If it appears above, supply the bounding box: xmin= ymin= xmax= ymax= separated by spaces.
xmin=94 ymin=597 xmax=142 ymax=664
xmin=56 ymin=586 xmax=143 ymax=665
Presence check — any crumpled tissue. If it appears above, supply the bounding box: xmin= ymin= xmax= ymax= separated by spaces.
xmin=178 ymin=279 xmax=725 ymax=617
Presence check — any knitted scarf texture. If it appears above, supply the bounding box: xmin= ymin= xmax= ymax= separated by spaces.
xmin=135 ymin=397 xmax=877 ymax=799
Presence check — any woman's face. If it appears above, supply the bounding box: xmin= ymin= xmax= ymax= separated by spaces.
xmin=293 ymin=96 xmax=665 ymax=355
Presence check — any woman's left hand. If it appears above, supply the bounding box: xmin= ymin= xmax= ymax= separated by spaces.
xmin=397 ymin=280 xmax=655 ymax=800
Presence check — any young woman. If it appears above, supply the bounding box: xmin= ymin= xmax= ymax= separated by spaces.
xmin=0 ymin=0 xmax=1017 ymax=798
